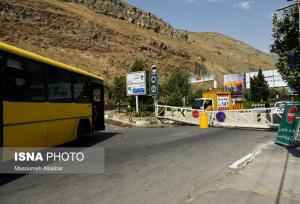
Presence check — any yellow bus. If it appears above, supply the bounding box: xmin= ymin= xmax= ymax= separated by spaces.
xmin=0 ymin=42 xmax=105 ymax=149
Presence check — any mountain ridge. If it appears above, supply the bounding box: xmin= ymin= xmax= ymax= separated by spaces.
xmin=0 ymin=0 xmax=276 ymax=85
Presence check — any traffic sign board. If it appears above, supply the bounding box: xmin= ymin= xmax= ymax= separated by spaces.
xmin=287 ymin=106 xmax=297 ymax=123
xmin=151 ymin=75 xmax=157 ymax=83
xmin=149 ymin=73 xmax=158 ymax=96
xmin=126 ymin=71 xmax=146 ymax=96
xmin=192 ymin=110 xmax=199 ymax=118
xmin=151 ymin=64 xmax=157 ymax=73
xmin=276 ymin=103 xmax=300 ymax=147
xmin=216 ymin=111 xmax=226 ymax=122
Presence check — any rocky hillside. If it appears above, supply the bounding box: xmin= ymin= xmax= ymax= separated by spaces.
xmin=0 ymin=0 xmax=276 ymax=85
xmin=67 ymin=0 xmax=188 ymax=40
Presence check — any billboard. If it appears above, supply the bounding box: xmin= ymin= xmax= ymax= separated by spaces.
xmin=245 ymin=70 xmax=287 ymax=88
xmin=224 ymin=74 xmax=244 ymax=95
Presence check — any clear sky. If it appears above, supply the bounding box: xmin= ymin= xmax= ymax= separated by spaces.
xmin=124 ymin=0 xmax=295 ymax=53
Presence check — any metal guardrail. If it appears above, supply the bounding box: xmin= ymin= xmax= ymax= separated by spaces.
xmin=156 ymin=105 xmax=282 ymax=129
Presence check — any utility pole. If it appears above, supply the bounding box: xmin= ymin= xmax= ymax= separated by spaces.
xmin=247 ymin=52 xmax=259 ymax=102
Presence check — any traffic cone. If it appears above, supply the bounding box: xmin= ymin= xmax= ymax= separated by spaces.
xmin=199 ymin=112 xmax=209 ymax=129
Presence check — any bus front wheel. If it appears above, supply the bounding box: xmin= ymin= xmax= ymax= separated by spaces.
xmin=77 ymin=119 xmax=91 ymax=141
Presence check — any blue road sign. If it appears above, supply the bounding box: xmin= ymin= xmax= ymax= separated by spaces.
xmin=133 ymin=88 xmax=145 ymax=94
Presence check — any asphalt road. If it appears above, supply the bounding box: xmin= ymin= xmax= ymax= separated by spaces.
xmin=0 ymin=125 xmax=275 ymax=204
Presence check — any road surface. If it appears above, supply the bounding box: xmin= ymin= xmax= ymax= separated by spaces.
xmin=0 ymin=125 xmax=275 ymax=204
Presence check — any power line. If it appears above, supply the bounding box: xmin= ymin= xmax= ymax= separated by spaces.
xmin=276 ymin=3 xmax=297 ymax=12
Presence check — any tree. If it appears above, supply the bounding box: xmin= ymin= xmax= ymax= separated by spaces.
xmin=250 ymin=69 xmax=269 ymax=102
xmin=269 ymin=88 xmax=289 ymax=102
xmin=164 ymin=71 xmax=192 ymax=106
xmin=131 ymin=59 xmax=146 ymax=72
xmin=112 ymin=75 xmax=126 ymax=113
xmin=166 ymin=93 xmax=183 ymax=106
xmin=188 ymin=88 xmax=203 ymax=104
xmin=271 ymin=6 xmax=300 ymax=93
xmin=104 ymin=85 xmax=114 ymax=110
xmin=130 ymin=58 xmax=150 ymax=83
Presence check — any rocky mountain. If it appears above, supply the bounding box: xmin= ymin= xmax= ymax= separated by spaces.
xmin=67 ymin=0 xmax=188 ymax=40
xmin=0 ymin=0 xmax=276 ymax=85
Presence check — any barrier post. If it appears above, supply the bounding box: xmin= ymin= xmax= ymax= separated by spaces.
xmin=199 ymin=112 xmax=209 ymax=129
xmin=257 ymin=112 xmax=261 ymax=123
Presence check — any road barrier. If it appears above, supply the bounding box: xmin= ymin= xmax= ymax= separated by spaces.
xmin=156 ymin=105 xmax=202 ymax=125
xmin=156 ymin=105 xmax=282 ymax=129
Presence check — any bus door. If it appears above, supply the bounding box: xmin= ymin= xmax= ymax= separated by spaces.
xmin=0 ymin=52 xmax=4 ymax=149
xmin=92 ymin=82 xmax=104 ymax=131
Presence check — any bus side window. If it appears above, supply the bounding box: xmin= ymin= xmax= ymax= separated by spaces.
xmin=25 ymin=61 xmax=45 ymax=101
xmin=48 ymin=67 xmax=72 ymax=101
xmin=93 ymin=88 xmax=101 ymax=103
xmin=5 ymin=58 xmax=27 ymax=100
xmin=73 ymin=75 xmax=91 ymax=102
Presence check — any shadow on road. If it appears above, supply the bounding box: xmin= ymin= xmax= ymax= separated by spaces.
xmin=274 ymin=145 xmax=300 ymax=204
xmin=0 ymin=131 xmax=121 ymax=186
xmin=62 ymin=131 xmax=121 ymax=147
xmin=275 ymin=151 xmax=289 ymax=204
xmin=286 ymin=145 xmax=300 ymax=158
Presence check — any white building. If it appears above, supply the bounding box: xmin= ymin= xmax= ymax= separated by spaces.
xmin=189 ymin=72 xmax=214 ymax=84
xmin=245 ymin=70 xmax=287 ymax=89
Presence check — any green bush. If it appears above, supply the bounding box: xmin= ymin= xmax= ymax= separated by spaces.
xmin=244 ymin=101 xmax=254 ymax=109
xmin=105 ymin=99 xmax=116 ymax=110
xmin=139 ymin=103 xmax=154 ymax=112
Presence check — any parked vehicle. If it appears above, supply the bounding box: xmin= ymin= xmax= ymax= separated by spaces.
xmin=271 ymin=101 xmax=293 ymax=126
xmin=192 ymin=91 xmax=243 ymax=111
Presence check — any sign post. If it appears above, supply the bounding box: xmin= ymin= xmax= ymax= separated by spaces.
xmin=126 ymin=71 xmax=147 ymax=113
xmin=136 ymin=95 xmax=139 ymax=113
xmin=149 ymin=64 xmax=159 ymax=114
xmin=275 ymin=103 xmax=300 ymax=147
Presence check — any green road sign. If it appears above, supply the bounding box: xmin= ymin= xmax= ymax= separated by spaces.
xmin=149 ymin=73 xmax=158 ymax=96
xmin=275 ymin=103 xmax=300 ymax=147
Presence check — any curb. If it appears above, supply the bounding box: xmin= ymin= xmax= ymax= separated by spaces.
xmin=228 ymin=153 xmax=255 ymax=171
xmin=105 ymin=118 xmax=134 ymax=128
xmin=228 ymin=141 xmax=274 ymax=172
xmin=105 ymin=117 xmax=165 ymax=128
